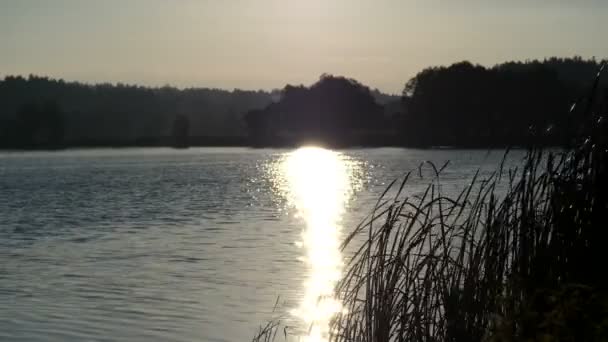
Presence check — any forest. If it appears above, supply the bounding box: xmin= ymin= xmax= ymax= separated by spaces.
xmin=399 ymin=57 xmax=607 ymax=147
xmin=0 ymin=77 xmax=275 ymax=148
xmin=0 ymin=57 xmax=605 ymax=149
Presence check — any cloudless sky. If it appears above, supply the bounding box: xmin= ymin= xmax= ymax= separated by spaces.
xmin=1 ymin=0 xmax=607 ymax=93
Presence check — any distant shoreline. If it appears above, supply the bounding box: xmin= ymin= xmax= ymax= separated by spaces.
xmin=0 ymin=136 xmax=546 ymax=151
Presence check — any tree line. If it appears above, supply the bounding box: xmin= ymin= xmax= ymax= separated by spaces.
xmin=245 ymin=74 xmax=394 ymax=146
xmin=247 ymin=57 xmax=606 ymax=147
xmin=1 ymin=56 xmax=606 ymax=149
xmin=399 ymin=57 xmax=607 ymax=147
xmin=0 ymin=76 xmax=275 ymax=148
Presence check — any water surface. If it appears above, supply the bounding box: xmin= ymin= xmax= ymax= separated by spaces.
xmin=0 ymin=147 xmax=522 ymax=342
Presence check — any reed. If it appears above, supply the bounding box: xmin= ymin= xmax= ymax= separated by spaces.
xmin=254 ymin=63 xmax=608 ymax=341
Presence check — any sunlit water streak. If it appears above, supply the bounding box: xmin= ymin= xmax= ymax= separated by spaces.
xmin=0 ymin=147 xmax=524 ymax=342
xmin=277 ymin=147 xmax=361 ymax=342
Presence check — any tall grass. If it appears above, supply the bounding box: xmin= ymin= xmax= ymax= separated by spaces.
xmin=254 ymin=64 xmax=608 ymax=341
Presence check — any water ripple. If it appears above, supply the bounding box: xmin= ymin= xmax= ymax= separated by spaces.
xmin=0 ymin=147 xmax=523 ymax=342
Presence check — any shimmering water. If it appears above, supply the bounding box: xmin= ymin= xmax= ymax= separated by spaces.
xmin=0 ymin=147 xmax=523 ymax=342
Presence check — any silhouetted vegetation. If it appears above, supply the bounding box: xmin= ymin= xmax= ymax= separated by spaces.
xmin=1 ymin=57 xmax=606 ymax=149
xmin=401 ymin=57 xmax=607 ymax=147
xmin=171 ymin=114 xmax=190 ymax=148
xmin=0 ymin=75 xmax=274 ymax=148
xmin=253 ymin=63 xmax=608 ymax=342
xmin=329 ymin=63 xmax=608 ymax=342
xmin=247 ymin=57 xmax=606 ymax=148
xmin=1 ymin=100 xmax=65 ymax=149
xmin=245 ymin=74 xmax=391 ymax=147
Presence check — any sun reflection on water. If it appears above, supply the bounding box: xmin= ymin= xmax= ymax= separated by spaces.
xmin=279 ymin=146 xmax=359 ymax=342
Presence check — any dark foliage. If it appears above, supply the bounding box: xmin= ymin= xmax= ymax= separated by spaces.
xmin=1 ymin=100 xmax=65 ymax=149
xmin=171 ymin=114 xmax=190 ymax=148
xmin=329 ymin=63 xmax=608 ymax=342
xmin=401 ymin=57 xmax=607 ymax=147
xmin=253 ymin=63 xmax=608 ymax=342
xmin=245 ymin=74 xmax=389 ymax=147
xmin=1 ymin=57 xmax=606 ymax=149
xmin=0 ymin=75 xmax=274 ymax=148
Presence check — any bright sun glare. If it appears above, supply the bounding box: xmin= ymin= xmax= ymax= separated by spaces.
xmin=280 ymin=146 xmax=355 ymax=342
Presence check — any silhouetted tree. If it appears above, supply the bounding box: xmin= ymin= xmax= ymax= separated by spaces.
xmin=171 ymin=114 xmax=190 ymax=148
xmin=8 ymin=100 xmax=66 ymax=148
xmin=0 ymin=75 xmax=274 ymax=147
xmin=400 ymin=57 xmax=605 ymax=147
xmin=245 ymin=75 xmax=385 ymax=146
xmin=245 ymin=108 xmax=275 ymax=146
xmin=0 ymin=57 xmax=604 ymax=149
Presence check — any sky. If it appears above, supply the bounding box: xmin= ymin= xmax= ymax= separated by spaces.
xmin=1 ymin=0 xmax=607 ymax=93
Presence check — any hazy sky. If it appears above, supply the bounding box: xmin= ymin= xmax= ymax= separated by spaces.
xmin=1 ymin=0 xmax=607 ymax=93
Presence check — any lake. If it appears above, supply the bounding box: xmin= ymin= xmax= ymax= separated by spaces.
xmin=0 ymin=147 xmax=523 ymax=342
